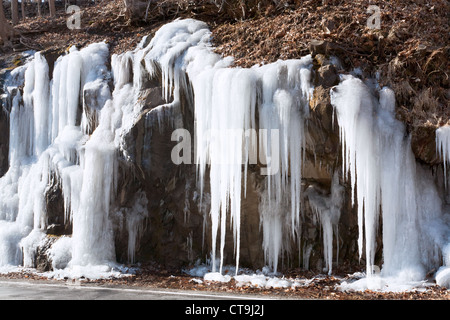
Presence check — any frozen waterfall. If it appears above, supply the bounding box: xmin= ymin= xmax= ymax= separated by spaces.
xmin=0 ymin=18 xmax=449 ymax=289
xmin=0 ymin=40 xmax=150 ymax=277
xmin=331 ymin=76 xmax=450 ymax=290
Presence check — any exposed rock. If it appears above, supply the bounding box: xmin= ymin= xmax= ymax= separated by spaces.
xmin=35 ymin=236 xmax=59 ymax=272
xmin=315 ymin=64 xmax=339 ymax=89
xmin=309 ymin=40 xmax=333 ymax=57
xmin=45 ymin=174 xmax=71 ymax=236
xmin=82 ymin=79 xmax=112 ymax=135
xmin=411 ymin=124 xmax=441 ymax=165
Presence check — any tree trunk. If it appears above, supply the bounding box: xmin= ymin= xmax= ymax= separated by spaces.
xmin=124 ymin=0 xmax=148 ymax=21
xmin=35 ymin=0 xmax=41 ymax=17
xmin=49 ymin=0 xmax=56 ymax=17
xmin=0 ymin=2 xmax=10 ymax=45
xmin=21 ymin=0 xmax=26 ymax=20
xmin=11 ymin=0 xmax=19 ymax=25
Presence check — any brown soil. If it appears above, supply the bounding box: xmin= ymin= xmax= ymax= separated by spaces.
xmin=2 ymin=1 xmax=448 ymax=130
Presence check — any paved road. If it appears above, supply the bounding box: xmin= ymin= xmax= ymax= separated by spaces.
xmin=0 ymin=279 xmax=271 ymax=300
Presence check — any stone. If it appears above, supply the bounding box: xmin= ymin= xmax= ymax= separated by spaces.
xmin=316 ymin=64 xmax=339 ymax=89
xmin=309 ymin=40 xmax=332 ymax=57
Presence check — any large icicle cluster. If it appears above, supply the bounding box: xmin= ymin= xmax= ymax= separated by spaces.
xmin=0 ymin=40 xmax=151 ymax=277
xmin=435 ymin=125 xmax=450 ymax=287
xmin=191 ymin=59 xmax=313 ymax=274
xmin=436 ymin=125 xmax=450 ymax=188
xmin=1 ymin=18 xmax=317 ymax=276
xmin=331 ymin=75 xmax=450 ymax=290
xmin=143 ymin=19 xmax=314 ymax=274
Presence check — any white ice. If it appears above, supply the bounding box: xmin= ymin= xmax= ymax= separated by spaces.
xmin=331 ymin=76 xmax=450 ymax=290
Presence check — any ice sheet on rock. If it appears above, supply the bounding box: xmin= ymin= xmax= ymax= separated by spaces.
xmin=144 ymin=18 xmax=211 ymax=103
xmin=305 ymin=172 xmax=344 ymax=275
xmin=0 ymin=42 xmax=120 ymax=275
xmin=1 ymin=18 xmax=448 ymax=288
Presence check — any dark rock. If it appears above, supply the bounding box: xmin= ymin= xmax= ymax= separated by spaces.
xmin=309 ymin=40 xmax=333 ymax=57
xmin=315 ymin=64 xmax=339 ymax=89
xmin=411 ymin=124 xmax=441 ymax=165
xmin=82 ymin=79 xmax=112 ymax=134
xmin=35 ymin=236 xmax=58 ymax=272
xmin=45 ymin=173 xmax=72 ymax=236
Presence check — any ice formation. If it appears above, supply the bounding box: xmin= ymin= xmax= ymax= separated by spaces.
xmin=0 ymin=18 xmax=449 ymax=291
xmin=0 ymin=18 xmax=315 ymax=277
xmin=436 ymin=125 xmax=450 ymax=188
xmin=142 ymin=19 xmax=314 ymax=274
xmin=191 ymin=58 xmax=313 ymax=274
xmin=435 ymin=125 xmax=450 ymax=287
xmin=305 ymin=172 xmax=344 ymax=275
xmin=191 ymin=59 xmax=313 ymax=274
xmin=187 ymin=264 xmax=331 ymax=290
xmin=331 ymin=76 xmax=450 ymax=290
xmin=0 ymin=40 xmax=152 ymax=277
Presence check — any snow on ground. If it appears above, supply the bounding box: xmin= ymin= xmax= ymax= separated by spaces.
xmin=0 ymin=264 xmax=137 ymax=281
xmin=184 ymin=263 xmax=445 ymax=293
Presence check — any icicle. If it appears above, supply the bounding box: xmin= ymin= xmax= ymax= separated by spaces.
xmin=256 ymin=59 xmax=311 ymax=273
xmin=330 ymin=76 xmax=380 ymax=271
xmin=33 ymin=52 xmax=51 ymax=157
xmin=70 ymin=127 xmax=117 ymax=267
xmin=331 ymin=78 xmax=448 ymax=287
xmin=146 ymin=18 xmax=317 ymax=274
xmin=436 ymin=125 xmax=450 ymax=188
xmin=123 ymin=191 xmax=149 ymax=264
xmin=305 ymin=172 xmax=344 ymax=275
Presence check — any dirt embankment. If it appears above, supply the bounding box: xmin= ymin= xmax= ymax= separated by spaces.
xmin=3 ymin=1 xmax=448 ymax=132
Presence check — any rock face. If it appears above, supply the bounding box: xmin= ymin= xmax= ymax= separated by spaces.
xmin=106 ymin=46 xmax=362 ymax=272
xmin=0 ymin=32 xmax=445 ymax=276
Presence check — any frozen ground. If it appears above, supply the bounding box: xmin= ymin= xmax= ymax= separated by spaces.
xmin=0 ymin=264 xmax=448 ymax=300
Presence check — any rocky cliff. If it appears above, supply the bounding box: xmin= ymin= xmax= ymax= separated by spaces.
xmin=0 ymin=2 xmax=449 ymax=287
